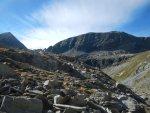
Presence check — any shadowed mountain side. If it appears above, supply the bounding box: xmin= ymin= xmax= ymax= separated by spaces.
xmin=47 ymin=31 xmax=150 ymax=54
xmin=0 ymin=32 xmax=27 ymax=49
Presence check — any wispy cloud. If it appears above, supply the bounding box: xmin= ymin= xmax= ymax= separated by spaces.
xmin=17 ymin=0 xmax=148 ymax=49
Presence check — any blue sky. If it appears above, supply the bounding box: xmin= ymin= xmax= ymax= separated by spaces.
xmin=0 ymin=0 xmax=150 ymax=49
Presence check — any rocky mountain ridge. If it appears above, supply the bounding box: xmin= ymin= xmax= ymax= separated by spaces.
xmin=46 ymin=31 xmax=150 ymax=69
xmin=47 ymin=31 xmax=150 ymax=54
xmin=0 ymin=32 xmax=27 ymax=49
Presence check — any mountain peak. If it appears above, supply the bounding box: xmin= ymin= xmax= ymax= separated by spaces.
xmin=0 ymin=32 xmax=13 ymax=36
xmin=0 ymin=32 xmax=27 ymax=49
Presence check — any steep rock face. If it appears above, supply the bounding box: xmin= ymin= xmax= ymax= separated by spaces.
xmin=47 ymin=31 xmax=150 ymax=54
xmin=0 ymin=32 xmax=27 ymax=49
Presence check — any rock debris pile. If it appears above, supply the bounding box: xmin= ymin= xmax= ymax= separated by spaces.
xmin=0 ymin=48 xmax=149 ymax=113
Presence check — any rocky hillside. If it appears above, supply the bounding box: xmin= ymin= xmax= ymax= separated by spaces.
xmin=0 ymin=48 xmax=149 ymax=113
xmin=46 ymin=31 xmax=149 ymax=69
xmin=47 ymin=31 xmax=150 ymax=54
xmin=103 ymin=51 xmax=150 ymax=97
xmin=76 ymin=51 xmax=134 ymax=69
xmin=0 ymin=32 xmax=27 ymax=49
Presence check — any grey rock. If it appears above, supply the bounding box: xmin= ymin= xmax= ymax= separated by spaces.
xmin=45 ymin=79 xmax=63 ymax=89
xmin=0 ymin=64 xmax=20 ymax=79
xmin=54 ymin=95 xmax=71 ymax=104
xmin=28 ymin=90 xmax=43 ymax=95
xmin=69 ymin=94 xmax=87 ymax=107
xmin=103 ymin=101 xmax=127 ymax=112
xmin=0 ymin=85 xmax=22 ymax=95
xmin=121 ymin=97 xmax=146 ymax=113
xmin=89 ymin=91 xmax=112 ymax=104
xmin=0 ymin=96 xmax=43 ymax=113
xmin=47 ymin=110 xmax=53 ymax=113
xmin=55 ymin=111 xmax=61 ymax=113
xmin=63 ymin=108 xmax=78 ymax=113
xmin=36 ymin=95 xmax=53 ymax=112
xmin=92 ymin=110 xmax=102 ymax=113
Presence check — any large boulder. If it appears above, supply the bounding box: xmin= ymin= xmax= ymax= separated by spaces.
xmin=121 ymin=96 xmax=146 ymax=113
xmin=69 ymin=94 xmax=87 ymax=107
xmin=0 ymin=64 xmax=19 ymax=79
xmin=0 ymin=96 xmax=43 ymax=113
xmin=43 ymin=79 xmax=63 ymax=89
xmin=89 ymin=91 xmax=112 ymax=104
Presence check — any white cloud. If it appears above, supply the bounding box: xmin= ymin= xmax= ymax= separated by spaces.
xmin=18 ymin=0 xmax=148 ymax=49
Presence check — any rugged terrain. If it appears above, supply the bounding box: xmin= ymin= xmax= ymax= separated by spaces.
xmin=0 ymin=32 xmax=149 ymax=113
xmin=103 ymin=51 xmax=150 ymax=98
xmin=47 ymin=31 xmax=150 ymax=68
xmin=0 ymin=48 xmax=149 ymax=113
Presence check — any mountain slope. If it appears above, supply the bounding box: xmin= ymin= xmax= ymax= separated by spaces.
xmin=0 ymin=32 xmax=27 ymax=49
xmin=103 ymin=51 xmax=150 ymax=96
xmin=47 ymin=31 xmax=150 ymax=54
xmin=0 ymin=48 xmax=149 ymax=113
